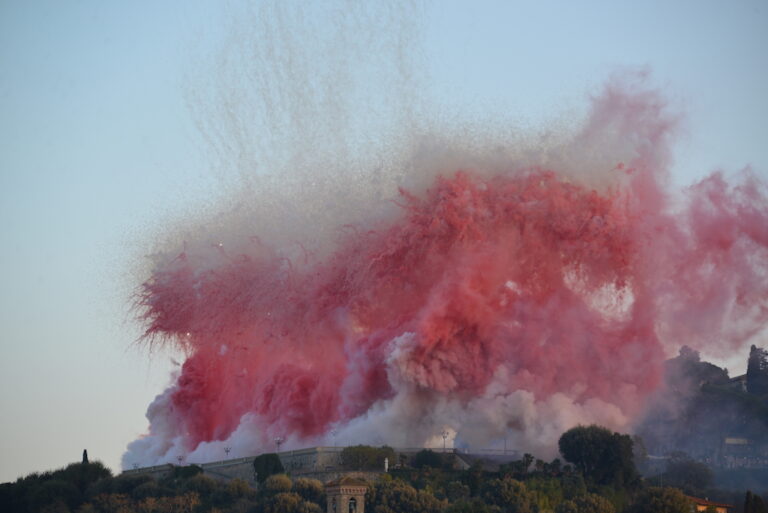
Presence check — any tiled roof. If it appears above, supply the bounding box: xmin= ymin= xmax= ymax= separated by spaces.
xmin=687 ymin=495 xmax=734 ymax=509
xmin=325 ymin=476 xmax=369 ymax=487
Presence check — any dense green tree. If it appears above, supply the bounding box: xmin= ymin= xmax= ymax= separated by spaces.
xmin=41 ymin=498 xmax=71 ymax=513
xmin=753 ymin=492 xmax=766 ymax=513
xmin=463 ymin=460 xmax=485 ymax=496
xmin=481 ymin=477 xmax=535 ymax=513
xmin=445 ymin=481 xmax=470 ymax=502
xmin=370 ymin=477 xmax=446 ymax=513
xmin=293 ymin=477 xmax=325 ymax=506
xmin=11 ymin=462 xmax=109 ymax=497
xmin=521 ymin=454 xmax=534 ymax=474
xmin=253 ymin=453 xmax=285 ymax=484
xmin=500 ymin=453 xmax=557 ymax=480
xmin=560 ymin=473 xmax=587 ymax=500
xmin=746 ymin=491 xmax=768 ymax=513
xmin=555 ymin=493 xmax=615 ymax=513
xmin=0 ymin=482 xmax=21 ymax=513
xmin=747 ymin=345 xmax=768 ymax=396
xmin=85 ymin=472 xmax=153 ymax=499
xmin=264 ymin=474 xmax=293 ymax=495
xmin=555 ymin=499 xmax=580 ymax=513
xmin=227 ymin=478 xmax=256 ymax=499
xmin=131 ymin=480 xmax=172 ymax=501
xmin=412 ymin=449 xmax=447 ymax=469
xmin=90 ymin=492 xmax=132 ymax=513
xmin=340 ymin=445 xmax=396 ymax=470
xmin=0 ymin=463 xmax=111 ymax=513
xmin=558 ymin=425 xmax=639 ymax=488
xmin=3 ymin=461 xmax=263 ymax=513
xmin=525 ymin=476 xmax=564 ymax=511
xmin=172 ymin=464 xmax=203 ymax=479
xmin=264 ymin=492 xmax=322 ymax=513
xmin=207 ymin=480 xmax=257 ymax=513
xmin=68 ymin=463 xmax=112 ymax=494
xmin=30 ymin=480 xmax=81 ymax=512
xmin=626 ymin=487 xmax=692 ymax=513
xmin=182 ymin=474 xmax=218 ymax=496
xmin=446 ymin=498 xmax=502 ymax=513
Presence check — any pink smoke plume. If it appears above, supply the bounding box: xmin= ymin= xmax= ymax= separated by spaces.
xmin=123 ymin=80 xmax=768 ymax=467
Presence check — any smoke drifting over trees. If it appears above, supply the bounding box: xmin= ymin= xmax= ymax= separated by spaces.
xmin=638 ymin=346 xmax=768 ymax=465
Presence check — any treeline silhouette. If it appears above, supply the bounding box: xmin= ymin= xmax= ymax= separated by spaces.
xmin=3 ymin=425 xmax=767 ymax=512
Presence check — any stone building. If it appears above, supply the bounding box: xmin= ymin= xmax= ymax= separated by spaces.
xmin=122 ymin=446 xmax=471 ymax=488
xmin=278 ymin=446 xmax=343 ymax=474
xmin=122 ymin=456 xmax=259 ymax=486
xmin=325 ymin=476 xmax=368 ymax=513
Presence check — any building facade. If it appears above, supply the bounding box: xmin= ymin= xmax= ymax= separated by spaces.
xmin=325 ymin=476 xmax=368 ymax=513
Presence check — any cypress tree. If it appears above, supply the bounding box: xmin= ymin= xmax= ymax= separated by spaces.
xmin=745 ymin=491 xmax=768 ymax=513
xmin=746 ymin=345 xmax=768 ymax=396
xmin=755 ymin=495 xmax=768 ymax=513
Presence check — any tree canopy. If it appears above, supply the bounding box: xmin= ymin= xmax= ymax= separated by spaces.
xmin=626 ymin=487 xmax=692 ymax=513
xmin=747 ymin=345 xmax=768 ymax=397
xmin=370 ymin=476 xmax=446 ymax=513
xmin=340 ymin=445 xmax=396 ymax=470
xmin=411 ymin=449 xmax=453 ymax=470
xmin=555 ymin=493 xmax=615 ymax=513
xmin=253 ymin=453 xmax=285 ymax=483
xmin=480 ymin=476 xmax=536 ymax=513
xmin=558 ymin=425 xmax=639 ymax=488
xmin=2 ymin=426 xmax=761 ymax=513
xmin=746 ymin=491 xmax=768 ymax=513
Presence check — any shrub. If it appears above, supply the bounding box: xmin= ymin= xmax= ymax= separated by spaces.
xmin=264 ymin=474 xmax=293 ymax=495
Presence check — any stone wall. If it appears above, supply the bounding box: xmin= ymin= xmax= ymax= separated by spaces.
xmin=121 ymin=446 xmax=466 ymax=486
xmin=122 ymin=463 xmax=175 ymax=480
xmin=201 ymin=457 xmax=258 ymax=486
xmin=279 ymin=447 xmax=344 ymax=474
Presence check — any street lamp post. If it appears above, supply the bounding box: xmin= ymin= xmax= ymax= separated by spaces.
xmin=176 ymin=455 xmax=183 ymax=466
xmin=274 ymin=437 xmax=284 ymax=452
xmin=224 ymin=447 xmax=231 ymax=458
xmin=441 ymin=431 xmax=449 ymax=453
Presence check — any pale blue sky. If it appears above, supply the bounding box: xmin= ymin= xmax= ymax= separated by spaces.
xmin=1 ymin=0 xmax=766 ymax=482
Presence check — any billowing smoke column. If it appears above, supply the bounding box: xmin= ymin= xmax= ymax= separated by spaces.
xmin=123 ymin=80 xmax=768 ymax=468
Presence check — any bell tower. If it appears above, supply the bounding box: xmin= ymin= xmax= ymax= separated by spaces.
xmin=325 ymin=476 xmax=368 ymax=513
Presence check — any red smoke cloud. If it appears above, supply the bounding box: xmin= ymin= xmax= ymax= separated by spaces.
xmin=125 ymin=80 xmax=768 ymax=466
